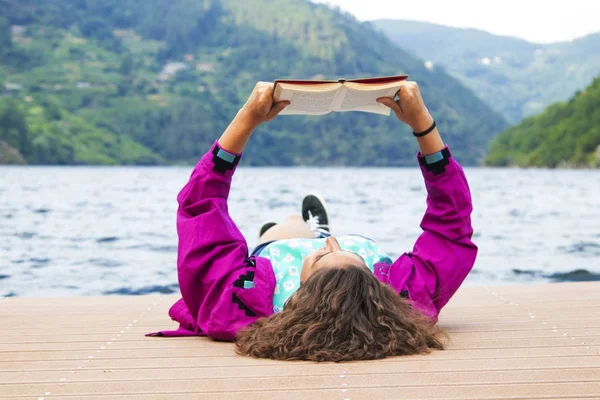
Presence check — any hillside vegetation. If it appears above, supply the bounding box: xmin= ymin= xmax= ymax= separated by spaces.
xmin=373 ymin=19 xmax=600 ymax=123
xmin=0 ymin=0 xmax=506 ymax=166
xmin=486 ymin=76 xmax=600 ymax=167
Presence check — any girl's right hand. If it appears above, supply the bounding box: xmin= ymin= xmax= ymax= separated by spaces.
xmin=376 ymin=81 xmax=434 ymax=133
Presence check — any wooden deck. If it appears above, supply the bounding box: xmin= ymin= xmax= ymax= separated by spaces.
xmin=1 ymin=282 xmax=599 ymax=399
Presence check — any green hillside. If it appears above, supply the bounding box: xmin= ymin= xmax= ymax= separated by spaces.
xmin=486 ymin=76 xmax=600 ymax=167
xmin=0 ymin=0 xmax=506 ymax=166
xmin=373 ymin=19 xmax=600 ymax=123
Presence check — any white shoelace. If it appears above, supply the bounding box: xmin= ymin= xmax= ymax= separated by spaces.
xmin=306 ymin=210 xmax=330 ymax=235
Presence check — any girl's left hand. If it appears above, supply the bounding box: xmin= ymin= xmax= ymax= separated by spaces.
xmin=239 ymin=82 xmax=290 ymax=127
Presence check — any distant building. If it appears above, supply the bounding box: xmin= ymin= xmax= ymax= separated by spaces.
xmin=196 ymin=63 xmax=216 ymax=73
xmin=10 ymin=25 xmax=26 ymax=36
xmin=158 ymin=62 xmax=189 ymax=81
xmin=5 ymin=83 xmax=24 ymax=91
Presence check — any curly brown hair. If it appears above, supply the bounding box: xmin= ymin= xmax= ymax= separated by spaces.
xmin=235 ymin=265 xmax=444 ymax=362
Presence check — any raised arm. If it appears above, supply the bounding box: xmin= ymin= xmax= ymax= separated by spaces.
xmin=147 ymin=83 xmax=289 ymax=340
xmin=377 ymin=83 xmax=478 ymax=320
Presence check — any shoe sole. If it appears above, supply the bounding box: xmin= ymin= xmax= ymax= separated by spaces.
xmin=302 ymin=193 xmax=330 ymax=227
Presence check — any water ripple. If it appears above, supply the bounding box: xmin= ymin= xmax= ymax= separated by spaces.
xmin=559 ymin=242 xmax=600 ymax=256
xmin=14 ymin=232 xmax=36 ymax=239
xmin=96 ymin=236 xmax=120 ymax=243
xmin=548 ymin=269 xmax=600 ymax=282
xmin=513 ymin=268 xmax=600 ymax=282
xmin=88 ymin=258 xmax=124 ymax=268
xmin=103 ymin=284 xmax=179 ymax=295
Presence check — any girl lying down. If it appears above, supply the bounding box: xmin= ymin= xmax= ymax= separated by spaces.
xmin=147 ymin=81 xmax=478 ymax=362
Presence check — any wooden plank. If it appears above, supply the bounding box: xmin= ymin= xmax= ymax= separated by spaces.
xmin=3 ymin=354 xmax=599 ymax=374
xmin=2 ymin=332 xmax=599 ymax=352
xmin=1 ymin=340 xmax=599 ymax=361
xmin=2 ymin=346 xmax=599 ymax=373
xmin=2 ymin=326 xmax=594 ymax=344
xmin=3 ymin=395 xmax=597 ymax=400
xmin=2 ymin=381 xmax=600 ymax=398
xmin=1 ymin=366 xmax=599 ymax=384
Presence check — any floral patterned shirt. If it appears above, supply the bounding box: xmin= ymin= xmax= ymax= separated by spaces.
xmin=258 ymin=235 xmax=393 ymax=312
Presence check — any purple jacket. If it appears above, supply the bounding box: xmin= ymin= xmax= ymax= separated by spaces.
xmin=147 ymin=141 xmax=477 ymax=340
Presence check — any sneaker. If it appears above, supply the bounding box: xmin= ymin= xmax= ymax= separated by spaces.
xmin=302 ymin=193 xmax=330 ymax=235
xmin=258 ymin=221 xmax=277 ymax=238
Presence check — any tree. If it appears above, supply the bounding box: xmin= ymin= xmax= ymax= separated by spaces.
xmin=0 ymin=100 xmax=31 ymax=158
xmin=162 ymin=0 xmax=219 ymax=57
xmin=0 ymin=17 xmax=11 ymax=52
xmin=119 ymin=54 xmax=133 ymax=76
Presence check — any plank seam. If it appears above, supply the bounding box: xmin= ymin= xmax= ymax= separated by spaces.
xmin=7 ymin=379 xmax=600 ymax=396
xmin=3 ymin=369 xmax=600 ymax=385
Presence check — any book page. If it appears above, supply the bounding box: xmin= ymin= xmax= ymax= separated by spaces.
xmin=335 ymin=86 xmax=401 ymax=115
xmin=278 ymin=88 xmax=340 ymax=116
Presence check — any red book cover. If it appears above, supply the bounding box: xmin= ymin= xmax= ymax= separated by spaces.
xmin=274 ymin=75 xmax=407 ymax=86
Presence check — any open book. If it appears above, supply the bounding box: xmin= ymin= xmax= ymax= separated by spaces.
xmin=273 ymin=75 xmax=407 ymax=116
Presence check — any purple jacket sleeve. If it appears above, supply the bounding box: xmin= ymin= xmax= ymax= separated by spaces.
xmin=375 ymin=147 xmax=478 ymax=320
xmin=146 ymin=141 xmax=276 ymax=340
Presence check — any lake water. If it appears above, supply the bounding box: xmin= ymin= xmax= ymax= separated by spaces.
xmin=1 ymin=166 xmax=599 ymax=297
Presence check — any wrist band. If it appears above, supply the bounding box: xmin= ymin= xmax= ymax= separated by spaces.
xmin=413 ymin=120 xmax=436 ymax=138
xmin=211 ymin=144 xmax=240 ymax=174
